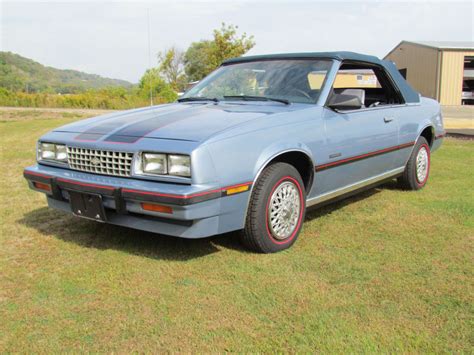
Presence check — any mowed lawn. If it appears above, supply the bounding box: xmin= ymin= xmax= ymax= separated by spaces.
xmin=0 ymin=109 xmax=473 ymax=352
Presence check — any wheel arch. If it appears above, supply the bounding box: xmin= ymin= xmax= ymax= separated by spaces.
xmin=418 ymin=124 xmax=435 ymax=147
xmin=251 ymin=146 xmax=315 ymax=194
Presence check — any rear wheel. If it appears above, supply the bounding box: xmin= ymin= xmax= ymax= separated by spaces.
xmin=398 ymin=136 xmax=431 ymax=190
xmin=240 ymin=163 xmax=306 ymax=253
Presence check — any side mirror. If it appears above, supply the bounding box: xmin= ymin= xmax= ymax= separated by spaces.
xmin=328 ymin=94 xmax=362 ymax=111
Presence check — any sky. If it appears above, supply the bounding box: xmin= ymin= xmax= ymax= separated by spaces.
xmin=1 ymin=0 xmax=472 ymax=83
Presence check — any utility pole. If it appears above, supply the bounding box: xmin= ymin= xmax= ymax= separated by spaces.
xmin=147 ymin=8 xmax=153 ymax=106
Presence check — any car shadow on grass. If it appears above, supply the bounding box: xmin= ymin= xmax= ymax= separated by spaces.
xmin=18 ymin=181 xmax=398 ymax=260
xmin=305 ymin=180 xmax=397 ymax=221
xmin=18 ymin=207 xmax=248 ymax=261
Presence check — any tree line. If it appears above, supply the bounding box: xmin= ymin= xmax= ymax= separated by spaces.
xmin=0 ymin=23 xmax=255 ymax=109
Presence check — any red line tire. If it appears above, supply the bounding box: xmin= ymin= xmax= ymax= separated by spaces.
xmin=240 ymin=162 xmax=306 ymax=253
xmin=397 ymin=136 xmax=431 ymax=190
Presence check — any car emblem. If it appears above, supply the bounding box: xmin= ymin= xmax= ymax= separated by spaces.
xmin=90 ymin=157 xmax=101 ymax=166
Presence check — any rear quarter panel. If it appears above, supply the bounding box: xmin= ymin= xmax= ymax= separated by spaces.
xmin=396 ymin=97 xmax=443 ymax=166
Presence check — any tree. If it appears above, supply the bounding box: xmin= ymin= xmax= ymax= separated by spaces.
xmin=184 ymin=23 xmax=255 ymax=82
xmin=184 ymin=41 xmax=213 ymax=82
xmin=138 ymin=68 xmax=177 ymax=103
xmin=157 ymin=47 xmax=187 ymax=92
xmin=209 ymin=23 xmax=255 ymax=69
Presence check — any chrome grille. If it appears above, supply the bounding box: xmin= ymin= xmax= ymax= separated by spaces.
xmin=67 ymin=147 xmax=133 ymax=177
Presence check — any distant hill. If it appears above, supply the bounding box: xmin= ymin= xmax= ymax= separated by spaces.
xmin=0 ymin=52 xmax=133 ymax=93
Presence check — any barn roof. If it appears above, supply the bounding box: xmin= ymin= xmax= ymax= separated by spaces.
xmin=400 ymin=41 xmax=474 ymax=51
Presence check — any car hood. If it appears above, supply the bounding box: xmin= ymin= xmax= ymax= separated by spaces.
xmin=55 ymin=102 xmax=304 ymax=143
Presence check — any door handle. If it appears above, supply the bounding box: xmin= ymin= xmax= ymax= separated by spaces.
xmin=384 ymin=117 xmax=394 ymax=123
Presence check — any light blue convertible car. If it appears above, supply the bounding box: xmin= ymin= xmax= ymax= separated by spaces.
xmin=24 ymin=52 xmax=445 ymax=253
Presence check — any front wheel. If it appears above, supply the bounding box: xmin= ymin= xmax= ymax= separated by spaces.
xmin=398 ymin=136 xmax=431 ymax=190
xmin=240 ymin=162 xmax=306 ymax=253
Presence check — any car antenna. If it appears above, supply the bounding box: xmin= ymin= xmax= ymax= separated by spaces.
xmin=147 ymin=8 xmax=153 ymax=106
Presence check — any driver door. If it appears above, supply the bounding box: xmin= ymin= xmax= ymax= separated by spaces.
xmin=311 ymin=63 xmax=403 ymax=196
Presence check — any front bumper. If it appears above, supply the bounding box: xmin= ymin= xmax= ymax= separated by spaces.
xmin=24 ymin=165 xmax=252 ymax=238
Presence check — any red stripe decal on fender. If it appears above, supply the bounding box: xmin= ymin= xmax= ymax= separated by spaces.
xmin=122 ymin=181 xmax=253 ymax=200
xmin=315 ymin=141 xmax=416 ymax=171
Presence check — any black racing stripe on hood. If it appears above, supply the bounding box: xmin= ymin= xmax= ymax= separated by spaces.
xmin=103 ymin=135 xmax=141 ymax=143
xmin=74 ymin=133 xmax=106 ymax=142
xmin=73 ymin=105 xmax=182 ymax=141
xmin=103 ymin=107 xmax=206 ymax=143
xmin=74 ymin=113 xmax=147 ymax=141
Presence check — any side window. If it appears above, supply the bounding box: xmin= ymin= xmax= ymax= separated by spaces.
xmin=334 ymin=69 xmax=379 ymax=89
xmin=329 ymin=63 xmax=404 ymax=110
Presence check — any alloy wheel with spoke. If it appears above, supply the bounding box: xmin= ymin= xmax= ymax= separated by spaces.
xmin=268 ymin=181 xmax=301 ymax=240
xmin=241 ymin=162 xmax=306 ymax=253
xmin=416 ymin=146 xmax=429 ymax=183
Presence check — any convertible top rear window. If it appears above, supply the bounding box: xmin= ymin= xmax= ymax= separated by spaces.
xmin=182 ymin=59 xmax=333 ymax=104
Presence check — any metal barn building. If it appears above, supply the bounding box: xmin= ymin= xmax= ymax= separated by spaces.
xmin=384 ymin=41 xmax=474 ymax=105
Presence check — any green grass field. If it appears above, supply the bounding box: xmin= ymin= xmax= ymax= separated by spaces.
xmin=1 ymin=109 xmax=473 ymax=352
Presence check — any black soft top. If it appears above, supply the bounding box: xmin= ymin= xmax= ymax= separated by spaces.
xmin=223 ymin=51 xmax=420 ymax=103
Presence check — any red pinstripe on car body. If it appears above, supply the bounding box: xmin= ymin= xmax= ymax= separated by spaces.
xmin=315 ymin=141 xmax=416 ymax=172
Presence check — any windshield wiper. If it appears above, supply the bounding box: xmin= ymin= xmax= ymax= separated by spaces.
xmin=223 ymin=95 xmax=290 ymax=105
xmin=177 ymin=97 xmax=219 ymax=103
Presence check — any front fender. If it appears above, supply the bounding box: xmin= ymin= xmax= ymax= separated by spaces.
xmin=252 ymin=142 xmax=314 ymax=182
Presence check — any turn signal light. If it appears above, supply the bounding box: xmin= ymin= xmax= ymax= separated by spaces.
xmin=225 ymin=185 xmax=249 ymax=195
xmin=33 ymin=181 xmax=52 ymax=192
xmin=141 ymin=203 xmax=173 ymax=214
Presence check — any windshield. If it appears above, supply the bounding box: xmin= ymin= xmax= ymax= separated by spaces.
xmin=181 ymin=59 xmax=333 ymax=104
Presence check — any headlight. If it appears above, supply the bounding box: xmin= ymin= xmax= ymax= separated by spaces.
xmin=168 ymin=155 xmax=191 ymax=177
xmin=55 ymin=144 xmax=68 ymax=161
xmin=38 ymin=142 xmax=68 ymax=163
xmin=136 ymin=152 xmax=191 ymax=178
xmin=142 ymin=153 xmax=167 ymax=175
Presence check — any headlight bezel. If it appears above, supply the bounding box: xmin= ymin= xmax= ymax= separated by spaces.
xmin=37 ymin=141 xmax=68 ymax=165
xmin=134 ymin=151 xmax=191 ymax=178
